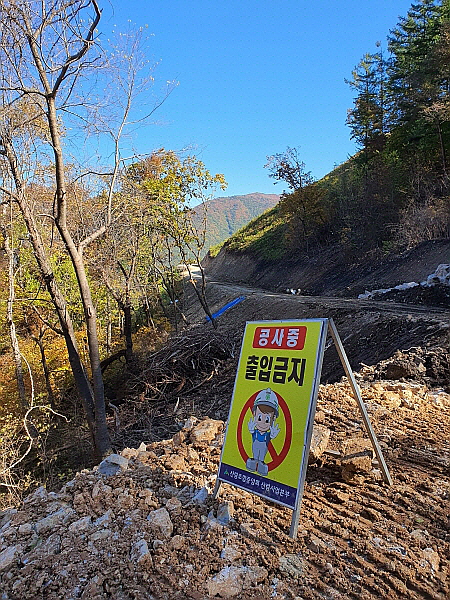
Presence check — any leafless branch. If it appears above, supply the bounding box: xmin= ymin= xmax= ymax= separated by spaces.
xmin=0 ymin=406 xmax=69 ymax=477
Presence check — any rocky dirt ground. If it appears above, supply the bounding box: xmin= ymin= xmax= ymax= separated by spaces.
xmin=1 ymin=357 xmax=449 ymax=599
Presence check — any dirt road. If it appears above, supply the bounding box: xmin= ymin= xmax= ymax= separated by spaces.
xmin=183 ymin=279 xmax=450 ymax=383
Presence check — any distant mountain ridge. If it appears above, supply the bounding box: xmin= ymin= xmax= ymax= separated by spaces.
xmin=192 ymin=192 xmax=280 ymax=252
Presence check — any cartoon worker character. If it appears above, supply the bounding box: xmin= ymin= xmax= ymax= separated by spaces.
xmin=246 ymin=388 xmax=280 ymax=476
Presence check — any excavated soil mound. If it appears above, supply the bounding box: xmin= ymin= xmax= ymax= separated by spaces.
xmin=371 ymin=347 xmax=450 ymax=387
xmin=370 ymin=283 xmax=450 ymax=308
xmin=1 ymin=376 xmax=449 ymax=600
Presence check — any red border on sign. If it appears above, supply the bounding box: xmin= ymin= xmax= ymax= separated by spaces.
xmin=236 ymin=390 xmax=292 ymax=472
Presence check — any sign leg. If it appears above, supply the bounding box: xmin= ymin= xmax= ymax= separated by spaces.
xmin=328 ymin=318 xmax=393 ymax=486
xmin=212 ymin=478 xmax=222 ymax=500
xmin=289 ymin=319 xmax=329 ymax=539
xmin=289 ymin=506 xmax=301 ymax=539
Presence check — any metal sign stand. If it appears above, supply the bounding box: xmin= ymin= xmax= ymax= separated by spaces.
xmin=213 ymin=317 xmax=392 ymax=540
xmin=328 ymin=318 xmax=392 ymax=486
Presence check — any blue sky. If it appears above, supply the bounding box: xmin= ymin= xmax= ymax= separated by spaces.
xmin=100 ymin=0 xmax=415 ymax=198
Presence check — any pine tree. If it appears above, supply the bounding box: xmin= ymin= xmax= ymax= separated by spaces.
xmin=346 ymin=45 xmax=389 ymax=153
xmin=388 ymin=0 xmax=444 ymax=126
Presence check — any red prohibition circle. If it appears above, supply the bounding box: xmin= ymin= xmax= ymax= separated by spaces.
xmin=236 ymin=390 xmax=292 ymax=472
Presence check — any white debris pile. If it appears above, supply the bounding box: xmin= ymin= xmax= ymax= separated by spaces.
xmin=425 ymin=263 xmax=450 ymax=286
xmin=358 ymin=264 xmax=450 ymax=299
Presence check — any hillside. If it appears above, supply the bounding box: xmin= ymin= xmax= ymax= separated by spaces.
xmin=2 ymin=4 xmax=450 ymax=597
xmin=203 ymin=238 xmax=450 ymax=298
xmin=191 ymin=193 xmax=280 ymax=253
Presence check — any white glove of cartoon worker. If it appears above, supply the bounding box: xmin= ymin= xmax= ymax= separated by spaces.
xmin=270 ymin=423 xmax=280 ymax=439
xmin=248 ymin=418 xmax=256 ymax=434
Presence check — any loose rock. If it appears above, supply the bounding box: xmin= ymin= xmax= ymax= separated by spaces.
xmin=147 ymin=507 xmax=173 ymax=539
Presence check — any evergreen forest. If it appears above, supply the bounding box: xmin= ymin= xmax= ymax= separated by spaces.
xmin=222 ymin=0 xmax=450 ymax=260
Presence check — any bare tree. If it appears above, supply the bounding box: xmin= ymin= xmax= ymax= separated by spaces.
xmin=265 ymin=147 xmax=314 ymax=192
xmin=0 ymin=0 xmax=107 ymax=456
xmin=0 ymin=1 xmax=170 ymax=458
xmin=1 ymin=203 xmax=28 ymax=412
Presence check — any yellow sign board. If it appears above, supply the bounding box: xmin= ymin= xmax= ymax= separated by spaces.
xmin=217 ymin=319 xmax=327 ymax=509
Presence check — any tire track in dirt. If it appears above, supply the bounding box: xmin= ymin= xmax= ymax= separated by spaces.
xmin=296 ymin=479 xmax=447 ymax=599
xmin=205 ymin=280 xmax=450 ymax=317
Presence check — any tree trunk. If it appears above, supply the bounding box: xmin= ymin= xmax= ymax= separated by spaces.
xmin=47 ymin=93 xmax=110 ymax=459
xmin=4 ymin=229 xmax=28 ymax=412
xmin=186 ymin=264 xmax=217 ymax=329
xmin=123 ymin=301 xmax=133 ymax=364
xmin=119 ymin=260 xmax=135 ymax=364
xmin=103 ymin=277 xmax=134 ymax=365
xmin=2 ymin=138 xmax=101 ymax=453
xmin=106 ymin=297 xmax=112 ymax=355
xmin=70 ymin=251 xmax=110 ymax=457
xmin=1 ymin=0 xmax=109 ymax=460
xmin=23 ymin=207 xmax=97 ymax=429
xmin=437 ymin=121 xmax=447 ymax=176
xmin=35 ymin=333 xmax=56 ymax=408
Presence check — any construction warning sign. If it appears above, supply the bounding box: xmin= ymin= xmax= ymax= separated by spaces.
xmin=217 ymin=319 xmax=327 ymax=509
